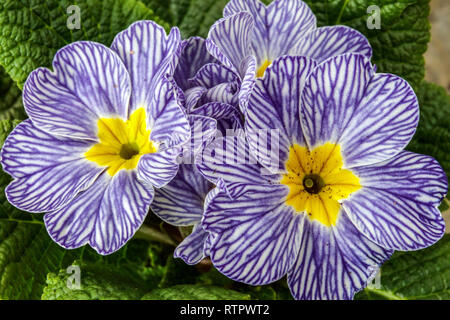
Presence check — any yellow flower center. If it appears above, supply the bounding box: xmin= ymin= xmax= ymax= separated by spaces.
xmin=256 ymin=59 xmax=272 ymax=78
xmin=85 ymin=108 xmax=158 ymax=176
xmin=280 ymin=143 xmax=361 ymax=227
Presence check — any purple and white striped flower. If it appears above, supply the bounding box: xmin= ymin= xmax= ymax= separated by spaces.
xmin=0 ymin=21 xmax=190 ymax=255
xmin=196 ymin=53 xmax=448 ymax=299
xmin=206 ymin=0 xmax=372 ymax=112
xmin=151 ymin=104 xmax=243 ymax=264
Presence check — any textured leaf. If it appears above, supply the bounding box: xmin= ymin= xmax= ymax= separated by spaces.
xmin=141 ymin=284 xmax=250 ymax=300
xmin=0 ymin=0 xmax=169 ymax=89
xmin=42 ymin=261 xmax=151 ymax=300
xmin=303 ymin=0 xmax=430 ymax=87
xmin=356 ymin=234 xmax=450 ymax=300
xmin=0 ymin=67 xmax=25 ymax=120
xmin=407 ymin=81 xmax=450 ymax=183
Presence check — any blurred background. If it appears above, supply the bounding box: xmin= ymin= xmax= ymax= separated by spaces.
xmin=425 ymin=0 xmax=449 ymax=93
xmin=427 ymin=0 xmax=450 ymax=230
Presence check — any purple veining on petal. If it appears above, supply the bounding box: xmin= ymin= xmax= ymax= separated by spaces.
xmin=1 ymin=119 xmax=103 ymax=213
xmin=174 ymin=223 xmax=210 ymax=265
xmin=300 ymin=53 xmax=418 ymax=168
xmin=245 ymin=56 xmax=316 ymax=172
xmin=45 ymin=170 xmax=154 ymax=255
xmin=291 ymin=26 xmax=372 ymax=62
xmin=152 ymin=164 xmax=213 ymax=226
xmin=148 ymin=76 xmax=191 ymax=148
xmin=23 ymin=41 xmax=131 ymax=140
xmin=342 ymin=151 xmax=447 ymax=251
xmin=174 ymin=37 xmax=218 ymax=91
xmin=111 ymin=21 xmax=181 ymax=117
xmin=287 ymin=211 xmax=392 ymax=300
xmin=138 ymin=146 xmax=181 ymax=188
xmin=196 ymin=135 xmax=280 ymax=188
xmin=224 ymin=0 xmax=316 ymax=65
xmin=206 ymin=12 xmax=254 ymax=76
xmin=204 ymin=182 xmax=302 ymax=285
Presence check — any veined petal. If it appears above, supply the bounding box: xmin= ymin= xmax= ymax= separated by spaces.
xmin=245 ymin=56 xmax=316 ymax=172
xmin=185 ymin=86 xmax=207 ymax=111
xmin=189 ymin=63 xmax=238 ymax=89
xmin=149 ymin=77 xmax=190 ymax=147
xmin=190 ymin=102 xmax=242 ymax=135
xmin=238 ymin=55 xmax=257 ymax=113
xmin=92 ymin=170 xmax=154 ymax=254
xmin=152 ymin=164 xmax=213 ymax=226
xmin=45 ymin=170 xmax=154 ymax=254
xmin=300 ymin=53 xmax=418 ymax=168
xmin=291 ymin=26 xmax=372 ymax=62
xmin=184 ymin=114 xmax=217 ymax=160
xmin=174 ymin=37 xmax=218 ymax=91
xmin=342 ymin=151 xmax=447 ymax=251
xmin=204 ymin=183 xmax=303 ymax=285
xmin=196 ymin=135 xmax=280 ymax=187
xmin=202 ymin=82 xmax=239 ymax=106
xmin=1 ymin=120 xmax=102 ymax=213
xmin=138 ymin=147 xmax=181 ymax=188
xmin=174 ymin=223 xmax=210 ymax=265
xmin=23 ymin=42 xmax=131 ymax=140
xmin=206 ymin=12 xmax=254 ymax=75
xmin=111 ymin=21 xmax=181 ymax=115
xmin=224 ymin=0 xmax=316 ymax=65
xmin=287 ymin=212 xmax=392 ymax=300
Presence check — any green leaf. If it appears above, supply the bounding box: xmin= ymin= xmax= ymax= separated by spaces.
xmin=141 ymin=284 xmax=250 ymax=300
xmin=0 ymin=67 xmax=25 ymax=120
xmin=407 ymin=81 xmax=450 ymax=183
xmin=356 ymin=234 xmax=450 ymax=300
xmin=42 ymin=261 xmax=151 ymax=300
xmin=303 ymin=0 xmax=430 ymax=87
xmin=0 ymin=0 xmax=169 ymax=89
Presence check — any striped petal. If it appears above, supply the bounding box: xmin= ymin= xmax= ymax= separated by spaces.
xmin=224 ymin=0 xmax=316 ymax=65
xmin=287 ymin=212 xmax=392 ymax=300
xmin=148 ymin=77 xmax=190 ymax=147
xmin=183 ymin=115 xmax=217 ymax=163
xmin=1 ymin=119 xmax=102 ymax=213
xmin=45 ymin=170 xmax=154 ymax=255
xmin=189 ymin=63 xmax=238 ymax=89
xmin=342 ymin=151 xmax=447 ymax=251
xmin=291 ymin=26 xmax=372 ymax=62
xmin=185 ymin=86 xmax=207 ymax=110
xmin=238 ymin=55 xmax=257 ymax=113
xmin=300 ymin=53 xmax=419 ymax=168
xmin=138 ymin=147 xmax=181 ymax=188
xmin=111 ymin=21 xmax=181 ymax=115
xmin=196 ymin=135 xmax=280 ymax=187
xmin=174 ymin=37 xmax=217 ymax=91
xmin=245 ymin=56 xmax=316 ymax=172
xmin=152 ymin=164 xmax=213 ymax=226
xmin=206 ymin=12 xmax=254 ymax=76
xmin=190 ymin=102 xmax=242 ymax=135
xmin=174 ymin=223 xmax=210 ymax=265
xmin=204 ymin=183 xmax=303 ymax=285
xmin=23 ymin=42 xmax=131 ymax=140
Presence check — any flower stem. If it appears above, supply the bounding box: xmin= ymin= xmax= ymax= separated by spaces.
xmin=135 ymin=224 xmax=177 ymax=246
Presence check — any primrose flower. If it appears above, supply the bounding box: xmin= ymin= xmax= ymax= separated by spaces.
xmin=206 ymin=0 xmax=372 ymax=112
xmin=196 ymin=53 xmax=448 ymax=299
xmin=151 ymin=107 xmax=242 ymax=264
xmin=0 ymin=21 xmax=190 ymax=255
